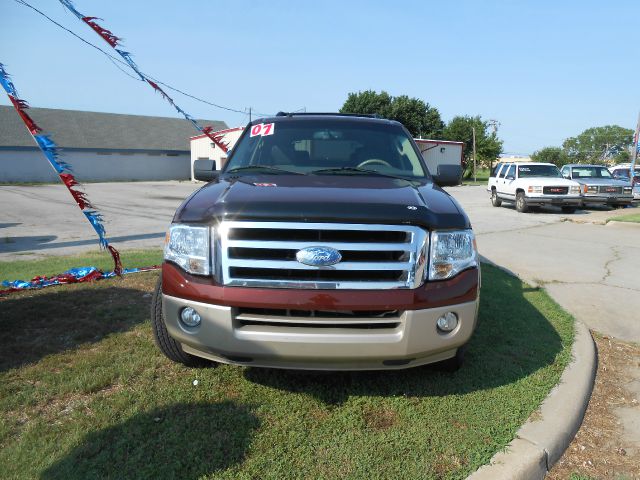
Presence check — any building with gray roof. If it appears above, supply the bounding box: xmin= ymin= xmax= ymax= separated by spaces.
xmin=0 ymin=106 xmax=227 ymax=182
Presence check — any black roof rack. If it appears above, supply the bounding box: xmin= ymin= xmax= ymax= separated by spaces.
xmin=275 ymin=112 xmax=384 ymax=119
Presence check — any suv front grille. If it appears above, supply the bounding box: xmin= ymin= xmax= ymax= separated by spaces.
xmin=218 ymin=221 xmax=428 ymax=289
xmin=543 ymin=186 xmax=569 ymax=195
xmin=599 ymin=186 xmax=622 ymax=194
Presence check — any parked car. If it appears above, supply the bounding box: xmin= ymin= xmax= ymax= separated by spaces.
xmin=609 ymin=164 xmax=640 ymax=200
xmin=152 ymin=113 xmax=480 ymax=371
xmin=560 ymin=164 xmax=633 ymax=208
xmin=487 ymin=162 xmax=582 ymax=213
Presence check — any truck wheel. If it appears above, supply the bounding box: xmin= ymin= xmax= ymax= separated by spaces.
xmin=433 ymin=345 xmax=466 ymax=372
xmin=491 ymin=189 xmax=502 ymax=207
xmin=515 ymin=192 xmax=528 ymax=213
xmin=151 ymin=275 xmax=211 ymax=367
xmin=561 ymin=206 xmax=577 ymax=214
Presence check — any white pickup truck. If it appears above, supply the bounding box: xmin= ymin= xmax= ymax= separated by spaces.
xmin=487 ymin=162 xmax=582 ymax=213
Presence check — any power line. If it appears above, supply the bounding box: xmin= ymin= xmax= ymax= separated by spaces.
xmin=12 ymin=0 xmax=272 ymax=117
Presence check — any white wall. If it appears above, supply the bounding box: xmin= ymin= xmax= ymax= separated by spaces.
xmin=190 ymin=128 xmax=244 ymax=180
xmin=0 ymin=149 xmax=190 ymax=182
xmin=415 ymin=140 xmax=463 ymax=176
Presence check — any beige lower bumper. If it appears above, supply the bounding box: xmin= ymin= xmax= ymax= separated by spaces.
xmin=162 ymin=294 xmax=479 ymax=371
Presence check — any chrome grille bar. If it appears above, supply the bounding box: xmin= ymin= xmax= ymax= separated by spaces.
xmin=218 ymin=221 xmax=428 ymax=289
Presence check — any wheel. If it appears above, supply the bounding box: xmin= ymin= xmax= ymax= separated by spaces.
xmin=515 ymin=192 xmax=529 ymax=213
xmin=151 ymin=275 xmax=211 ymax=367
xmin=433 ymin=345 xmax=466 ymax=372
xmin=357 ymin=158 xmax=393 ymax=169
xmin=561 ymin=206 xmax=576 ymax=214
xmin=491 ymin=189 xmax=502 ymax=207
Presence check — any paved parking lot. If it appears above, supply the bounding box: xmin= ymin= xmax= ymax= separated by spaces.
xmin=1 ymin=181 xmax=639 ymax=342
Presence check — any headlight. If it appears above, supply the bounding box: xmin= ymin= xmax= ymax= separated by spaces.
xmin=527 ymin=186 xmax=542 ymax=194
xmin=428 ymin=230 xmax=478 ymax=281
xmin=164 ymin=224 xmax=211 ymax=275
xmin=585 ymin=185 xmax=598 ymax=194
xmin=624 ymin=186 xmax=632 ymax=193
xmin=569 ymin=186 xmax=581 ymax=194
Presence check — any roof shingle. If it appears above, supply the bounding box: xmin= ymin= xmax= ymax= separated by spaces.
xmin=0 ymin=106 xmax=227 ymax=151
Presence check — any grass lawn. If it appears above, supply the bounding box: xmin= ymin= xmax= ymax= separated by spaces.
xmin=607 ymin=212 xmax=640 ymax=224
xmin=0 ymin=249 xmax=163 ymax=283
xmin=0 ymin=261 xmax=574 ymax=479
xmin=461 ymin=168 xmax=490 ymax=186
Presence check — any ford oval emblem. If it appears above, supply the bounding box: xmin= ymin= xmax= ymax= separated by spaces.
xmin=296 ymin=246 xmax=342 ymax=267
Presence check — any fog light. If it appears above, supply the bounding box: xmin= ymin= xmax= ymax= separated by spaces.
xmin=180 ymin=307 xmax=201 ymax=328
xmin=436 ymin=312 xmax=458 ymax=332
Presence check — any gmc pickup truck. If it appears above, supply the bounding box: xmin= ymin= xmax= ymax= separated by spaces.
xmin=560 ymin=164 xmax=633 ymax=208
xmin=152 ymin=113 xmax=480 ymax=371
xmin=488 ymin=162 xmax=582 ymax=213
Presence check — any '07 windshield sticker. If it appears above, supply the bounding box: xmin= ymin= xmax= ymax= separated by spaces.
xmin=250 ymin=123 xmax=275 ymax=137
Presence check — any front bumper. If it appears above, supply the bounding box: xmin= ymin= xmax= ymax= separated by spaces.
xmin=582 ymin=194 xmax=633 ymax=206
xmin=162 ymin=294 xmax=479 ymax=370
xmin=524 ymin=195 xmax=582 ymax=207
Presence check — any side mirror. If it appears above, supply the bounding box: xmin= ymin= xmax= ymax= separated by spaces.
xmin=193 ymin=159 xmax=219 ymax=182
xmin=432 ymin=164 xmax=462 ymax=187
xmin=563 ymin=174 xmax=571 ymax=179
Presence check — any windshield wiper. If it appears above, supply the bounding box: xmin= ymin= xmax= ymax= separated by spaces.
xmin=225 ymin=165 xmax=304 ymax=175
xmin=309 ymin=167 xmax=420 ymax=183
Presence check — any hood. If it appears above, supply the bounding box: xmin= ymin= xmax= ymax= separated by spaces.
xmin=571 ymin=177 xmax=629 ymax=186
xmin=174 ymin=174 xmax=470 ymax=230
xmin=524 ymin=177 xmax=579 ymax=187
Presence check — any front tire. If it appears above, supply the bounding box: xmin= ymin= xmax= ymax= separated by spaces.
xmin=491 ymin=189 xmax=502 ymax=207
xmin=433 ymin=345 xmax=466 ymax=372
xmin=151 ymin=275 xmax=211 ymax=367
xmin=515 ymin=192 xmax=528 ymax=213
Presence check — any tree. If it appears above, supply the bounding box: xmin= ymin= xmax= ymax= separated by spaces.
xmin=340 ymin=90 xmax=444 ymax=138
xmin=531 ymin=147 xmax=571 ymax=167
xmin=562 ymin=125 xmax=633 ymax=164
xmin=442 ymin=115 xmax=503 ymax=176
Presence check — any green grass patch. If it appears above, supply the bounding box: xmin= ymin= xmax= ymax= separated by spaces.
xmin=462 ymin=168 xmax=490 ymax=186
xmin=0 ymin=263 xmax=574 ymax=479
xmin=0 ymin=249 xmax=163 ymax=282
xmin=608 ymin=212 xmax=640 ymax=224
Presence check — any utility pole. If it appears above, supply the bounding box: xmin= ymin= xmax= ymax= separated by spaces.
xmin=472 ymin=126 xmax=477 ymax=182
xmin=630 ymin=111 xmax=640 ymax=184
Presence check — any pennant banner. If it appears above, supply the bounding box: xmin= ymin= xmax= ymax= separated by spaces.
xmin=0 ymin=62 xmax=122 ymax=274
xmin=58 ymin=0 xmax=231 ymax=153
xmin=0 ymin=264 xmax=160 ymax=295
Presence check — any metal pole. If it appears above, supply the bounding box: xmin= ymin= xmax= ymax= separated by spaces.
xmin=630 ymin=111 xmax=639 ymax=183
xmin=472 ymin=126 xmax=477 ymax=182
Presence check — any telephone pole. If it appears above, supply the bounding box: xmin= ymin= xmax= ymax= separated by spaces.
xmin=630 ymin=111 xmax=639 ymax=182
xmin=472 ymin=126 xmax=477 ymax=182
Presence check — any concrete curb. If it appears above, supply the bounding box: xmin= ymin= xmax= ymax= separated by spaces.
xmin=467 ymin=321 xmax=596 ymax=480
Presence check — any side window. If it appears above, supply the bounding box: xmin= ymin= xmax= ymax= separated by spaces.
xmin=491 ymin=163 xmax=502 ymax=177
xmin=496 ymin=163 xmax=508 ymax=178
xmin=505 ymin=164 xmax=515 ymax=179
xmin=560 ymin=166 xmax=568 ymax=177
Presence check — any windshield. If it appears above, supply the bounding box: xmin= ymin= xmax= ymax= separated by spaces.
xmin=225 ymin=119 xmax=428 ymax=179
xmin=572 ymin=166 xmax=612 ymax=179
xmin=518 ymin=164 xmax=562 ymax=178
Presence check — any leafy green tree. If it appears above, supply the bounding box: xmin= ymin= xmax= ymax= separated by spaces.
xmin=562 ymin=125 xmax=633 ymax=164
xmin=531 ymin=147 xmax=571 ymax=167
xmin=340 ymin=90 xmax=444 ymax=138
xmin=442 ymin=115 xmax=503 ymax=176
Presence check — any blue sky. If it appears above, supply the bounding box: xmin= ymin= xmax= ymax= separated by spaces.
xmin=1 ymin=0 xmax=638 ymax=154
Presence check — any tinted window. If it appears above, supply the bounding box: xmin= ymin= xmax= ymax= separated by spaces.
xmin=497 ymin=164 xmax=510 ymax=178
xmin=226 ymin=120 xmax=427 ymax=178
xmin=518 ymin=164 xmax=562 ymax=178
xmin=491 ymin=163 xmax=504 ymax=177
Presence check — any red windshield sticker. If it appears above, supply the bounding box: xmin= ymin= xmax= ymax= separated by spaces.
xmin=250 ymin=123 xmax=275 ymax=137
xmin=253 ymin=183 xmax=277 ymax=187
